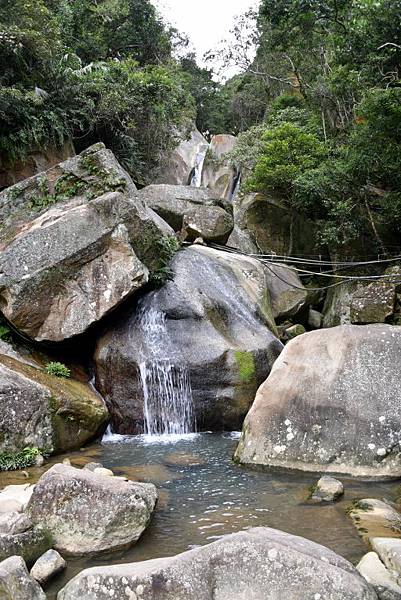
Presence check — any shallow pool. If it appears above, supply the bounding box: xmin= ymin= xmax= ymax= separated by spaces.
xmin=3 ymin=432 xmax=399 ymax=598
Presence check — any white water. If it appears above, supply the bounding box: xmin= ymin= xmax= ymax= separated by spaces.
xmin=136 ymin=303 xmax=196 ymax=436
xmin=190 ymin=150 xmax=207 ymax=187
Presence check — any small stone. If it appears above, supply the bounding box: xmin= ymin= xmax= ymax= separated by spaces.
xmin=83 ymin=462 xmax=104 ymax=472
xmin=308 ymin=309 xmax=322 ymax=330
xmin=309 ymin=476 xmax=344 ymax=503
xmin=62 ymin=458 xmax=72 ymax=466
xmin=357 ymin=551 xmax=401 ymax=599
xmin=34 ymin=454 xmax=45 ymax=467
xmin=93 ymin=467 xmax=114 ymax=477
xmin=285 ymin=324 xmax=306 ymax=340
xmin=30 ymin=549 xmax=67 ymax=586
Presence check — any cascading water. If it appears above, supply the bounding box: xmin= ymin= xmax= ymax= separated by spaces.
xmin=190 ymin=149 xmax=207 ymax=188
xmin=135 ymin=301 xmax=196 ymax=436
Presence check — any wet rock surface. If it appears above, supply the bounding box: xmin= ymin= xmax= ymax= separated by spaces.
xmin=201 ymin=134 xmax=238 ymax=200
xmin=58 ymin=527 xmax=378 ymax=600
xmin=235 ymin=324 xmax=401 ymax=478
xmin=95 ymin=245 xmax=283 ymax=433
xmin=27 ymin=464 xmax=157 ymax=556
xmin=348 ymin=499 xmax=401 ymax=543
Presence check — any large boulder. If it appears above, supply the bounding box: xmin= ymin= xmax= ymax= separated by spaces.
xmin=0 ymin=143 xmax=173 ymax=342
xmin=235 ymin=325 xmax=401 ymax=478
xmin=264 ymin=263 xmax=307 ymax=320
xmin=58 ymin=527 xmax=377 ymax=600
xmin=323 ymin=281 xmax=398 ymax=328
xmin=0 ymin=555 xmax=46 ymax=600
xmin=234 ymin=192 xmax=319 ymax=256
xmin=27 ymin=464 xmax=157 ymax=556
xmin=201 ymin=134 xmax=239 ymax=200
xmin=0 ymin=342 xmax=108 ymax=456
xmin=157 ymin=127 xmax=208 ymax=186
xmin=0 ymin=141 xmax=74 ymax=189
xmin=138 ymin=184 xmax=233 ymax=243
xmin=95 ymin=246 xmax=283 ymax=433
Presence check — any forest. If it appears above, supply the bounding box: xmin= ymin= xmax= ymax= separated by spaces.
xmin=1 ymin=0 xmax=401 ymax=250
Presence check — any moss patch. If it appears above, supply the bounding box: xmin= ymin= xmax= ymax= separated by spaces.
xmin=235 ymin=351 xmax=256 ymax=383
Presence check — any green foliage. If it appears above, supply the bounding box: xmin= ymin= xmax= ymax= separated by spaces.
xmin=0 ymin=0 xmax=195 ymax=185
xmin=247 ymin=123 xmax=327 ymax=197
xmin=150 ymin=236 xmax=181 ymax=286
xmin=45 ymin=362 xmax=71 ymax=378
xmin=235 ymin=351 xmax=256 ymax=383
xmin=0 ymin=447 xmax=43 ymax=471
xmin=0 ymin=319 xmax=12 ymax=343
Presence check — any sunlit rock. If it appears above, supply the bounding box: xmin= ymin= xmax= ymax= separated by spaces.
xmin=235 ymin=324 xmax=401 ymax=478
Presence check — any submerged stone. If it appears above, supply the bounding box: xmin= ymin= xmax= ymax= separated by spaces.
xmin=309 ymin=475 xmax=344 ymax=503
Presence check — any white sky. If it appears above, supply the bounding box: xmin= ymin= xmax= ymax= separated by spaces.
xmin=152 ymin=0 xmax=259 ymax=72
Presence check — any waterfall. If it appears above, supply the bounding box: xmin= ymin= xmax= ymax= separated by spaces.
xmin=135 ymin=303 xmax=196 ymax=436
xmin=190 ymin=149 xmax=207 ymax=188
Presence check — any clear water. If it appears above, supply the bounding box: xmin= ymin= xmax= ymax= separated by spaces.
xmin=3 ymin=433 xmax=398 ymax=598
xmin=135 ymin=304 xmax=196 ymax=435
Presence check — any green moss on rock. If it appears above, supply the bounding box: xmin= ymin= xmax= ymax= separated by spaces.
xmin=235 ymin=351 xmax=256 ymax=383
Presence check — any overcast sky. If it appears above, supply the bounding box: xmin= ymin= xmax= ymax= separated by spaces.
xmin=152 ymin=0 xmax=259 ymax=72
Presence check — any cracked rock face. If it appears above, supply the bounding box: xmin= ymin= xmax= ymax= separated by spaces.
xmin=0 ymin=143 xmax=173 ymax=342
xmin=58 ymin=527 xmax=377 ymax=600
xmin=27 ymin=464 xmax=157 ymax=556
xmin=235 ymin=324 xmax=401 ymax=479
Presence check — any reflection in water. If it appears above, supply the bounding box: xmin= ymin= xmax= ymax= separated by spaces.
xmin=29 ymin=433 xmax=398 ymax=599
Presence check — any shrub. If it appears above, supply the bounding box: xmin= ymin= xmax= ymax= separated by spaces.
xmin=45 ymin=361 xmax=71 ymax=378
xmin=247 ymin=122 xmax=327 ymax=198
xmin=0 ymin=447 xmax=43 ymax=471
xmin=150 ymin=236 xmax=181 ymax=286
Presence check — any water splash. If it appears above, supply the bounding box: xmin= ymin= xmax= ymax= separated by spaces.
xmin=135 ymin=303 xmax=196 ymax=436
